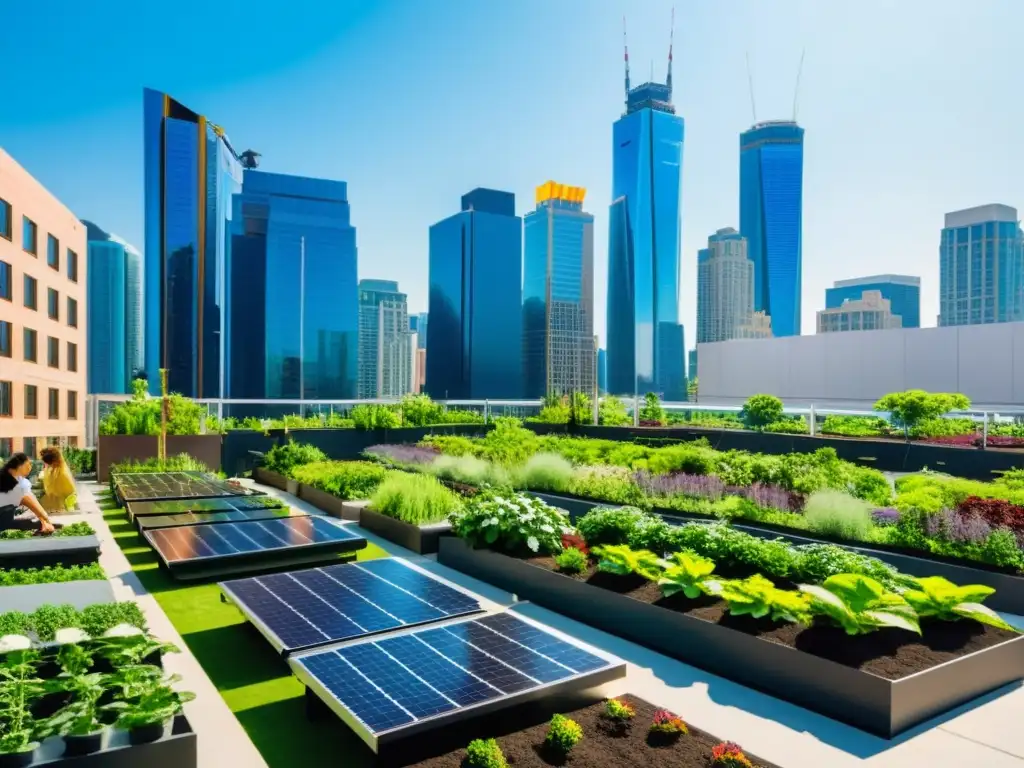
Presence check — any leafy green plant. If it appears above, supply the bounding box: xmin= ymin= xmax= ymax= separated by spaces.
xmin=0 ymin=521 xmax=96 ymax=540
xmin=577 ymin=505 xmax=656 ymax=547
xmin=105 ymin=671 xmax=195 ymax=729
xmin=80 ymin=602 xmax=147 ymax=638
xmin=263 ymin=440 xmax=327 ymax=476
xmin=0 ymin=564 xmax=105 ymax=587
xmin=592 ymin=544 xmax=664 ymax=581
xmin=874 ymin=390 xmax=971 ymax=438
xmin=599 ymin=395 xmax=631 ymax=426
xmin=290 ymin=461 xmax=386 ymax=500
xmin=370 ymin=471 xmax=462 ymax=525
xmin=604 ymin=697 xmax=635 ymax=721
xmin=799 ymin=574 xmax=921 ymax=635
xmin=449 ymin=491 xmax=572 ymax=554
xmin=638 ymin=392 xmax=665 ymax=425
xmin=658 ymin=551 xmax=716 ymax=599
xmin=0 ymin=650 xmax=45 ymax=755
xmin=514 ymin=453 xmax=574 ymax=493
xmin=350 ymin=404 xmax=400 ymax=430
xmin=398 ymin=394 xmax=445 ymax=427
xmin=901 ymin=576 xmax=1017 ymax=632
xmin=38 ymin=668 xmax=107 ymax=738
xmin=802 ymin=490 xmax=874 ymax=541
xmin=30 ymin=604 xmax=82 ymax=642
xmin=431 ymin=454 xmax=511 ymax=488
xmin=464 ymin=737 xmax=508 ymax=768
xmin=544 ymin=714 xmax=583 ymax=754
xmin=703 ymin=574 xmax=813 ymax=624
xmin=740 ymin=394 xmax=784 ymax=429
xmin=554 ymin=547 xmax=588 ymax=574
xmin=648 ymin=708 xmax=688 ymax=737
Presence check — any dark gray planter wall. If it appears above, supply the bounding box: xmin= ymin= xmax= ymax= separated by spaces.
xmin=29 ymin=714 xmax=196 ymax=767
xmin=252 ymin=467 xmax=288 ymax=491
xmin=358 ymin=508 xmax=451 ymax=554
xmin=98 ymin=435 xmax=223 ymax=482
xmin=298 ymin=485 xmax=347 ymax=518
xmin=437 ymin=537 xmax=1024 ymax=737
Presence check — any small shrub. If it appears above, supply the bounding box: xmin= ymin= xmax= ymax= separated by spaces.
xmin=449 ymin=491 xmax=572 ymax=554
xmin=545 ymin=714 xmax=583 ymax=754
xmin=560 ymin=532 xmax=589 ymax=554
xmin=515 ymin=452 xmax=574 ymax=493
xmin=554 ymin=547 xmax=588 ymax=574
xmin=740 ymin=394 xmax=784 ymax=429
xmin=648 ymin=708 xmax=688 ymax=738
xmin=370 ymin=472 xmax=462 ymax=525
xmin=599 ymin=395 xmax=631 ymax=426
xmin=711 ymin=741 xmax=754 ymax=767
xmin=431 ymin=454 xmax=510 ymax=488
xmin=874 ymin=390 xmax=971 ymax=437
xmin=290 ymin=461 xmax=386 ymax=500
xmin=803 ymin=490 xmax=874 ymax=541
xmin=871 ymin=508 xmax=900 ymax=526
xmin=604 ymin=698 xmax=635 ymax=721
xmin=577 ymin=505 xmax=653 ymax=547
xmin=638 ymin=393 xmax=665 ymax=426
xmin=464 ymin=738 xmax=508 ymax=768
xmin=958 ymin=496 xmax=1024 ymax=536
xmin=350 ymin=404 xmax=400 ymax=430
xmin=263 ymin=441 xmax=327 ymax=476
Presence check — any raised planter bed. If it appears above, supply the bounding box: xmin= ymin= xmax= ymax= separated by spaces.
xmin=437 ymin=536 xmax=1024 ymax=738
xmin=97 ymin=434 xmax=222 ymax=482
xmin=0 ymin=579 xmax=115 ymax=613
xmin=297 ymin=484 xmax=346 ymax=518
xmin=25 ymin=713 xmax=196 ymax=767
xmin=358 ymin=508 xmax=451 ymax=554
xmin=0 ymin=535 xmax=101 ymax=569
xmin=252 ymin=466 xmax=288 ymax=491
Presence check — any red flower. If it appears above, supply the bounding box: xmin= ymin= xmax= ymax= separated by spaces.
xmin=957 ymin=496 xmax=1024 ymax=536
xmin=711 ymin=741 xmax=753 ymax=767
xmin=649 ymin=708 xmax=688 ymax=736
xmin=561 ymin=533 xmax=589 ymax=555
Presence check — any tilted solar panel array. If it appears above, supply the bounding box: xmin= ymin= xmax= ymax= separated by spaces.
xmin=220 ymin=558 xmax=483 ymax=654
xmin=136 ymin=506 xmax=307 ymax=531
xmin=128 ymin=495 xmax=285 ymax=518
xmin=115 ymin=471 xmax=260 ymax=502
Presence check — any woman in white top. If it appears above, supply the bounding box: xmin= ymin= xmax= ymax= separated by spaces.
xmin=0 ymin=453 xmax=56 ymax=534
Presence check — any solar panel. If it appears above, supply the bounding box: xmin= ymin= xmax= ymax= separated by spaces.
xmin=144 ymin=516 xmax=366 ymax=580
xmin=220 ymin=558 xmax=483 ymax=655
xmin=290 ymin=611 xmax=625 ymax=751
xmin=114 ymin=471 xmax=262 ymax=502
xmin=136 ymin=506 xmax=309 ymax=531
xmin=127 ymin=495 xmax=285 ymax=520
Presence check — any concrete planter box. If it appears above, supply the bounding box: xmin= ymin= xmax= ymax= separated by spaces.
xmin=252 ymin=467 xmax=289 ymax=491
xmin=97 ymin=435 xmax=222 ymax=482
xmin=358 ymin=508 xmax=451 ymax=554
xmin=438 ymin=536 xmax=1024 ymax=738
xmin=0 ymin=535 xmax=101 ymax=569
xmin=298 ymin=484 xmax=347 ymax=518
xmin=0 ymin=580 xmax=114 ymax=613
xmin=28 ymin=714 xmax=196 ymax=767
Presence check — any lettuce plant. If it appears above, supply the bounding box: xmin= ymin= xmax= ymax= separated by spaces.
xmin=799 ymin=574 xmax=921 ymax=635
xmin=591 ymin=544 xmax=664 ymax=581
xmin=658 ymin=551 xmax=716 ymax=598
xmin=449 ymin=491 xmax=573 ymax=554
xmin=703 ymin=574 xmax=812 ymax=624
xmin=901 ymin=576 xmax=1018 ymax=632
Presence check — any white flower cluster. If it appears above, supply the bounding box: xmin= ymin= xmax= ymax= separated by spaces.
xmin=451 ymin=492 xmax=574 ymax=553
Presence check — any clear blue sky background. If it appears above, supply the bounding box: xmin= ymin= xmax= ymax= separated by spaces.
xmin=3 ymin=0 xmax=1021 ymax=344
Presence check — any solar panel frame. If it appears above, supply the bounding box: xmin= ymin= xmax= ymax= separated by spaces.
xmin=220 ymin=558 xmax=484 ymax=656
xmin=289 ymin=611 xmax=626 ymax=752
xmin=114 ymin=471 xmax=265 ymax=503
xmin=135 ymin=506 xmax=309 ymax=531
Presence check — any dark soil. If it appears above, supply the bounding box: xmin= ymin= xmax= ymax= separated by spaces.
xmin=526 ymin=556 xmax=1020 ymax=680
xmin=406 ymin=695 xmax=778 ymax=768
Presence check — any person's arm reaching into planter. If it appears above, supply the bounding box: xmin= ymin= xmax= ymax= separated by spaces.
xmin=0 ymin=453 xmax=56 ymax=534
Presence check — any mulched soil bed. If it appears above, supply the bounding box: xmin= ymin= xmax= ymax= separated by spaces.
xmin=525 ymin=555 xmax=1018 ymax=680
xmin=408 ymin=695 xmax=777 ymax=768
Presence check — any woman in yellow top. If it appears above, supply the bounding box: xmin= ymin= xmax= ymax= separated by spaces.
xmin=40 ymin=447 xmax=78 ymax=513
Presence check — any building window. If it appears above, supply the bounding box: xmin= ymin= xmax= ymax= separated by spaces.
xmin=22 ymin=217 xmax=37 ymax=255
xmin=0 ymin=260 xmax=10 ymax=300
xmin=67 ymin=342 xmax=77 ymax=372
xmin=68 ymin=436 xmax=78 ymax=448
xmin=48 ymin=388 xmax=59 ymax=419
xmin=24 ymin=385 xmax=37 ymax=418
xmin=67 ymin=249 xmax=78 ymax=282
xmin=23 ymin=437 xmax=36 ymax=456
xmin=0 ymin=438 xmax=11 ymax=457
xmin=0 ymin=321 xmax=9 ymax=358
xmin=0 ymin=381 xmax=11 ymax=417
xmin=24 ymin=275 xmax=37 ymax=310
xmin=0 ymin=198 xmax=10 ymax=241
xmin=47 ymin=235 xmax=59 ymax=270
xmin=67 ymin=297 xmax=78 ymax=328
xmin=47 ymin=288 xmax=59 ymax=320
xmin=47 ymin=336 xmax=59 ymax=368
xmin=67 ymin=391 xmax=77 ymax=420
xmin=23 ymin=328 xmax=37 ymax=362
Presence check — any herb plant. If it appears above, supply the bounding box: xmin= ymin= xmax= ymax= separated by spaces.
xmin=901 ymin=576 xmax=1017 ymax=632
xmin=290 ymin=460 xmax=386 ymax=500
xmin=554 ymin=547 xmax=588 ymax=574
xmin=544 ymin=714 xmax=583 ymax=754
xmin=0 ymin=564 xmax=105 ymax=587
xmin=658 ymin=551 xmax=716 ymax=599
xmin=464 ymin=737 xmax=508 ymax=768
xmin=39 ymin=670 xmax=107 ymax=738
xmin=370 ymin=471 xmax=462 ymax=524
xmin=0 ymin=650 xmax=44 ymax=755
xmin=105 ymin=671 xmax=195 ymax=729
xmin=703 ymin=574 xmax=813 ymax=624
xmin=648 ymin=708 xmax=687 ymax=737
xmin=449 ymin=492 xmax=572 ymax=554
xmin=592 ymin=544 xmax=664 ymax=581
xmin=604 ymin=698 xmax=635 ymax=721
xmin=711 ymin=741 xmax=754 ymax=767
xmin=799 ymin=574 xmax=921 ymax=635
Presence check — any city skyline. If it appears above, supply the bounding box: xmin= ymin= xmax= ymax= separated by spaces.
xmin=6 ymin=0 xmax=1021 ymax=346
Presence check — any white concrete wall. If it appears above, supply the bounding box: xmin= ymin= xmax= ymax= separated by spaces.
xmin=697 ymin=322 xmax=1024 ymax=408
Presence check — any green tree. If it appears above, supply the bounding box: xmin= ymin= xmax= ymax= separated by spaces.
xmin=638 ymin=392 xmax=665 ymax=425
xmin=598 ymin=395 xmax=631 ymax=426
xmin=873 ymin=390 xmax=971 ymax=438
xmin=741 ymin=394 xmax=784 ymax=430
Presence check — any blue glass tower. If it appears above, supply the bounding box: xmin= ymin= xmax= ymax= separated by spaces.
xmin=826 ymin=275 xmax=920 ymax=329
xmin=739 ymin=120 xmax=805 ymax=338
xmin=228 ymin=169 xmax=358 ymax=404
xmin=606 ymin=37 xmax=686 ymax=400
xmin=426 ymin=189 xmax=523 ymax=400
xmin=523 ymin=182 xmax=595 ymax=398
xmin=83 ymin=222 xmax=143 ymax=394
xmin=597 ymin=348 xmax=607 ymax=394
xmin=143 ymin=88 xmax=242 ymax=396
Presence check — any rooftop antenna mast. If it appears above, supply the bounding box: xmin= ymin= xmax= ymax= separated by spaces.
xmin=623 ymin=17 xmax=631 ymax=101
xmin=666 ymin=7 xmax=675 ymax=92
xmin=745 ymin=51 xmax=757 ymax=123
xmin=792 ymin=48 xmax=806 ymax=122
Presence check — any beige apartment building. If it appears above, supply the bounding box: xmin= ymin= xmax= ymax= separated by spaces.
xmin=0 ymin=149 xmax=87 ymax=457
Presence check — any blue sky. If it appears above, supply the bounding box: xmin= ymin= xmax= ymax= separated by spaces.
xmin=3 ymin=0 xmax=1021 ymax=343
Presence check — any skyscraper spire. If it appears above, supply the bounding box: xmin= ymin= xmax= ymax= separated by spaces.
xmin=666 ymin=7 xmax=675 ymax=93
xmin=623 ymin=16 xmax=631 ymax=101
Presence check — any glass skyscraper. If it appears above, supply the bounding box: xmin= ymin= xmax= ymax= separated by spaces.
xmin=697 ymin=227 xmax=758 ymax=344
xmin=427 ymin=188 xmax=523 ymax=400
xmin=939 ymin=204 xmax=1024 ymax=326
xmin=826 ymin=275 xmax=920 ymax=329
xmin=523 ymin=182 xmax=595 ymax=398
xmin=143 ymin=88 xmax=243 ymax=396
xmin=358 ymin=279 xmax=413 ymax=399
xmin=739 ymin=120 xmax=805 ymax=338
xmin=606 ymin=59 xmax=686 ymax=400
xmin=83 ymin=221 xmax=143 ymax=394
xmin=228 ymin=170 xmax=358 ymax=404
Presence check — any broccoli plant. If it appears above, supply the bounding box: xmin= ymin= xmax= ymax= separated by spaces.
xmin=703 ymin=574 xmax=812 ymax=624
xmin=592 ymin=544 xmax=664 ymax=581
xmin=658 ymin=551 xmax=716 ymax=599
xmin=799 ymin=573 xmax=921 ymax=635
xmin=901 ymin=576 xmax=1017 ymax=632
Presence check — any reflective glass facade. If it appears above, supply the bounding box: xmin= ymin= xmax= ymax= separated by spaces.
xmin=143 ymin=88 xmax=242 ymax=396
xmin=522 ymin=185 xmax=594 ymax=398
xmin=427 ymin=189 xmax=522 ymax=399
xmin=357 ymin=279 xmax=412 ymax=398
xmin=606 ymin=81 xmax=686 ymax=400
xmin=826 ymin=275 xmax=920 ymax=329
xmin=84 ymin=221 xmax=143 ymax=393
xmin=739 ymin=120 xmax=805 ymax=338
xmin=939 ymin=205 xmax=1024 ymax=326
xmin=228 ymin=170 xmax=358 ymax=403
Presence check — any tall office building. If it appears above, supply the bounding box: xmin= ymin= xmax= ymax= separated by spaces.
xmin=358 ymin=279 xmax=414 ymax=399
xmin=606 ymin=31 xmax=686 ymax=400
xmin=739 ymin=120 xmax=805 ymax=337
xmin=427 ymin=189 xmax=523 ymax=399
xmin=143 ymin=88 xmax=243 ymax=397
xmin=523 ymin=182 xmax=595 ymax=398
xmin=827 ymin=275 xmax=920 ymax=329
xmin=696 ymin=228 xmax=762 ymax=344
xmin=817 ymin=290 xmax=902 ymax=333
xmin=939 ymin=204 xmax=1024 ymax=327
xmin=412 ymin=312 xmax=428 ymax=349
xmin=227 ymin=169 xmax=358 ymax=404
xmin=83 ymin=221 xmax=143 ymax=393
